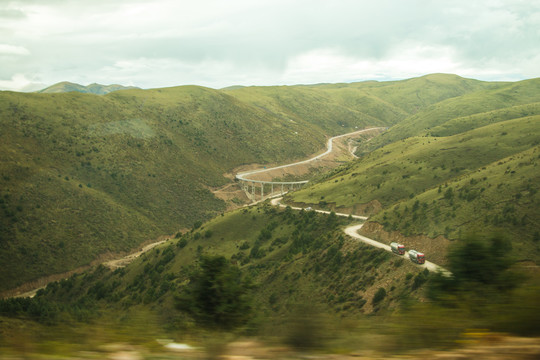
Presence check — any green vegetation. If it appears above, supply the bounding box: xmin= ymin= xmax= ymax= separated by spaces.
xmin=225 ymin=73 xmax=496 ymax=134
xmin=373 ymin=145 xmax=540 ymax=256
xmin=0 ymin=204 xmax=423 ymax=341
xmin=0 ymin=85 xmax=352 ymax=291
xmin=391 ymin=235 xmax=540 ymax=349
xmin=1 ymin=74 xmax=539 ymax=357
xmin=175 ymin=255 xmax=253 ymax=330
xmin=1 ymin=204 xmax=538 ymax=357
xmin=365 ymin=77 xmax=540 ymax=149
xmin=289 ymin=79 xmax=540 ymax=263
xmin=0 ymin=73 xmax=499 ymax=292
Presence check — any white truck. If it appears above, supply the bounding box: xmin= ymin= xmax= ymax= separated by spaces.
xmin=390 ymin=242 xmax=405 ymax=255
xmin=408 ymin=250 xmax=425 ymax=264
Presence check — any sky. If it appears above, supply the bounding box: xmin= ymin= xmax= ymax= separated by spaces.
xmin=0 ymin=0 xmax=539 ymax=91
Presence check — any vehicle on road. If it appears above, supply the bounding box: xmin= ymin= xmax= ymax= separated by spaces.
xmin=390 ymin=242 xmax=405 ymax=255
xmin=409 ymin=250 xmax=425 ymax=264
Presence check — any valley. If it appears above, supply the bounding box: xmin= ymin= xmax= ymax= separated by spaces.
xmin=1 ymin=74 xmax=539 ymax=358
xmin=2 ymin=127 xmax=383 ymax=299
xmin=4 ymin=74 xmax=491 ymax=291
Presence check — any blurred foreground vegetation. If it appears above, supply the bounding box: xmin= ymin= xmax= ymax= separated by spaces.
xmin=1 ymin=74 xmax=539 ymax=358
xmin=1 ymin=205 xmax=538 ymax=358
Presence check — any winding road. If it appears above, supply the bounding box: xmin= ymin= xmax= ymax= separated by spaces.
xmin=236 ymin=127 xmax=385 ymax=182
xmin=5 ymin=127 xmax=445 ymax=299
xmin=239 ymin=127 xmax=451 ymax=275
xmin=270 ymin=197 xmax=451 ymax=276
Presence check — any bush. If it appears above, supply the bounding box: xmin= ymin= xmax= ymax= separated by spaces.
xmin=177 ymin=238 xmax=188 ymax=248
xmin=412 ymin=269 xmax=429 ymax=290
xmin=372 ymin=287 xmax=386 ymax=304
xmin=448 ymin=235 xmax=512 ymax=286
xmin=192 ymin=220 xmax=202 ymax=230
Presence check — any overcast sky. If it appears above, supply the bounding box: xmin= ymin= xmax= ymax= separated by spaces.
xmin=1 ymin=0 xmax=539 ymax=91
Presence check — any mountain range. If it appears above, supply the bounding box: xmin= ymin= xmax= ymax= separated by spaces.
xmin=1 ymin=74 xmax=539 ymax=356
xmin=37 ymin=82 xmax=139 ymax=95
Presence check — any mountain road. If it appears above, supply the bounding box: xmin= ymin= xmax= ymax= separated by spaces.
xmin=270 ymin=198 xmax=451 ymax=276
xmin=236 ymin=127 xmax=385 ymax=181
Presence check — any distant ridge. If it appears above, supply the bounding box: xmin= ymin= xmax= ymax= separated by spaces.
xmin=220 ymin=85 xmax=246 ymax=90
xmin=38 ymin=81 xmax=139 ymax=95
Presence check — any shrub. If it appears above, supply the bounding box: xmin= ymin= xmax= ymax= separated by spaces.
xmin=372 ymin=287 xmax=386 ymax=304
xmin=177 ymin=238 xmax=188 ymax=248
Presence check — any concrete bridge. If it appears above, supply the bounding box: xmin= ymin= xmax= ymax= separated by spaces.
xmin=235 ymin=127 xmax=386 ymax=201
xmin=237 ymin=178 xmax=308 ymax=201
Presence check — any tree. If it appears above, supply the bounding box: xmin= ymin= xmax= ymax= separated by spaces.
xmin=372 ymin=287 xmax=387 ymax=305
xmin=448 ymin=235 xmax=512 ymax=286
xmin=176 ymin=255 xmax=253 ymax=330
xmin=429 ymin=234 xmax=518 ymax=300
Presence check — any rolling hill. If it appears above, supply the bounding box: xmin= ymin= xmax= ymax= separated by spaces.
xmin=362 ymin=77 xmax=540 ymax=151
xmin=287 ymin=78 xmax=540 ymax=264
xmin=1 ymin=74 xmax=539 ymax=358
xmin=0 ymin=74 xmax=500 ymax=292
xmin=0 ymin=86 xmax=325 ymax=291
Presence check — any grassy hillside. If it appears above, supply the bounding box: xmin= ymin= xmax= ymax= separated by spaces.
xmin=372 ymin=145 xmax=540 ymax=252
xmin=365 ymin=78 xmax=540 ymax=150
xmin=291 ymin=117 xmax=540 ymax=207
xmin=225 ymin=74 xmax=498 ymax=133
xmin=288 ymin=115 xmax=540 ymax=263
xmin=1 ymin=202 xmax=538 ymax=357
xmin=0 ymin=74 xmax=502 ymax=292
xmin=0 ymin=86 xmax=344 ymax=292
xmin=0 ymin=204 xmax=428 ymax=346
xmin=1 ymin=74 xmax=539 ymax=358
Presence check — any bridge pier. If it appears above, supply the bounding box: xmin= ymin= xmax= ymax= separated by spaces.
xmin=237 ymin=178 xmax=308 ymax=202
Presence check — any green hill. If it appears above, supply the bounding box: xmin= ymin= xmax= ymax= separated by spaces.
xmin=225 ymin=73 xmax=497 ymax=132
xmin=288 ymin=115 xmax=540 ymax=263
xmin=364 ymin=78 xmax=539 ymax=150
xmin=1 ymin=201 xmax=537 ymax=356
xmin=0 ymin=203 xmax=430 ymax=349
xmin=1 ymin=74 xmax=539 ymax=357
xmin=371 ymin=145 xmax=540 ymax=253
xmin=0 ymin=86 xmax=331 ymax=291
xmin=1 ymin=74 xmax=502 ymax=292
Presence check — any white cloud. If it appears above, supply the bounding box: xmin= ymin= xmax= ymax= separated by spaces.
xmin=282 ymin=44 xmax=462 ymax=84
xmin=0 ymin=44 xmax=30 ymax=55
xmin=0 ymin=0 xmax=538 ymax=90
xmin=96 ymin=57 xmax=276 ymax=89
xmin=0 ymin=74 xmax=44 ymax=92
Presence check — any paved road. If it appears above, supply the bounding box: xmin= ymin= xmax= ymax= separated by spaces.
xmin=345 ymin=224 xmax=450 ymax=275
xmin=271 ymin=197 xmax=451 ymax=276
xmin=236 ymin=127 xmax=385 ymax=182
xmin=270 ymin=197 xmax=367 ymax=220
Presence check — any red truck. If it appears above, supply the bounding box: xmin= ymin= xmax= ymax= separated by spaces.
xmin=390 ymin=242 xmax=405 ymax=255
xmin=408 ymin=250 xmax=425 ymax=264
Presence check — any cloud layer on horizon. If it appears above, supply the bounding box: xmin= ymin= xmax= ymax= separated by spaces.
xmin=1 ymin=0 xmax=539 ymax=91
